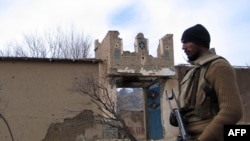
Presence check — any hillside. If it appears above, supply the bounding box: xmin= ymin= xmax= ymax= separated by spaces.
xmin=117 ymin=88 xmax=144 ymax=111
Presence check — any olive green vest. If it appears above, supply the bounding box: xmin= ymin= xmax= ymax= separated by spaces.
xmin=179 ymin=51 xmax=222 ymax=122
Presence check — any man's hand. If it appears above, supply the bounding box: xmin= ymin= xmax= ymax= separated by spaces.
xmin=170 ymin=109 xmax=178 ymax=127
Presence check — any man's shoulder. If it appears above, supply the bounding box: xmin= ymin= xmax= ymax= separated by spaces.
xmin=198 ymin=53 xmax=221 ymax=66
xmin=207 ymin=57 xmax=235 ymax=74
xmin=210 ymin=57 xmax=231 ymax=67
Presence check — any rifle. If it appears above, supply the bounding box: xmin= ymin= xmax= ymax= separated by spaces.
xmin=166 ymin=89 xmax=188 ymax=141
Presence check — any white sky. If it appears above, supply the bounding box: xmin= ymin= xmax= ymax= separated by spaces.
xmin=0 ymin=0 xmax=250 ymax=66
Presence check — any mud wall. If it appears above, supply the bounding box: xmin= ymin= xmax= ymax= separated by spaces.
xmin=0 ymin=58 xmax=102 ymax=141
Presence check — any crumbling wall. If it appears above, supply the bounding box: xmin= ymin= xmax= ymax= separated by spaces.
xmin=42 ymin=110 xmax=96 ymax=141
xmin=95 ymin=31 xmax=175 ymax=77
xmin=0 ymin=59 xmax=102 ymax=141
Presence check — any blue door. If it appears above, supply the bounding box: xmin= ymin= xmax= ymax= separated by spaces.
xmin=147 ymin=81 xmax=163 ymax=139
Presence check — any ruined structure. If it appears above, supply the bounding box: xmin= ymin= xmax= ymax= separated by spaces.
xmin=0 ymin=31 xmax=249 ymax=141
xmin=94 ymin=31 xmax=177 ymax=140
xmin=94 ymin=31 xmax=175 ymax=88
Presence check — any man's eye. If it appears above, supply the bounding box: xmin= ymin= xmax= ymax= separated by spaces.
xmin=182 ymin=40 xmax=190 ymax=44
xmin=182 ymin=40 xmax=187 ymax=43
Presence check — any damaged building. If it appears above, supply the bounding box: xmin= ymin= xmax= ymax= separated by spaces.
xmin=0 ymin=31 xmax=249 ymax=141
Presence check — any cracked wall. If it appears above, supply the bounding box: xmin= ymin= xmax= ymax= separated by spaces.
xmin=42 ymin=110 xmax=95 ymax=141
xmin=0 ymin=59 xmax=102 ymax=141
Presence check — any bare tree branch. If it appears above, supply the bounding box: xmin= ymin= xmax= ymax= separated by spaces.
xmin=74 ymin=74 xmax=137 ymax=141
xmin=1 ymin=26 xmax=92 ymax=59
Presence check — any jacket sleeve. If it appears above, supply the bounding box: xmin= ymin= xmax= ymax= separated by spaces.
xmin=198 ymin=59 xmax=243 ymax=141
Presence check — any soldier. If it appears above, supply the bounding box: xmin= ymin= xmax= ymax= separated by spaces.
xmin=175 ymin=24 xmax=243 ymax=141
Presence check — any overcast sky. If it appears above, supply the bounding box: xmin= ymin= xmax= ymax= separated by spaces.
xmin=0 ymin=0 xmax=250 ymax=66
